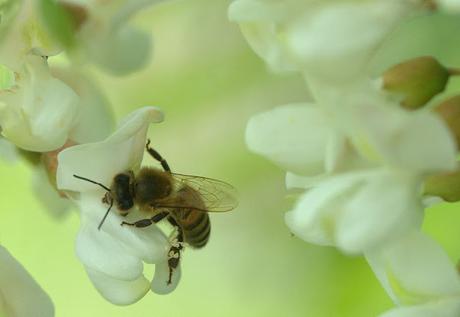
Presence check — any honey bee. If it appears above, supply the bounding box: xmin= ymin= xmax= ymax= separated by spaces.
xmin=74 ymin=140 xmax=237 ymax=284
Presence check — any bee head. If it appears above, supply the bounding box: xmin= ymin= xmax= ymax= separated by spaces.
xmin=111 ymin=172 xmax=135 ymax=213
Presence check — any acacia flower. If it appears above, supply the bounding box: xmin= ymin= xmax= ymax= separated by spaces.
xmin=366 ymin=230 xmax=460 ymax=316
xmin=0 ymin=0 xmax=61 ymax=73
xmin=248 ymin=84 xmax=457 ymax=253
xmin=0 ymin=56 xmax=79 ymax=152
xmin=228 ymin=0 xmax=425 ymax=83
xmin=60 ymin=0 xmax=165 ymax=75
xmin=56 ymin=107 xmax=180 ymax=305
xmin=0 ymin=245 xmax=54 ymax=317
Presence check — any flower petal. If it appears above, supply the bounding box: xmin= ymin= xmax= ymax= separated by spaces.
xmin=84 ymin=26 xmax=151 ymax=75
xmin=366 ymin=231 xmax=460 ymax=306
xmin=336 ymin=171 xmax=423 ymax=253
xmin=0 ymin=58 xmax=79 ymax=152
xmin=350 ymin=105 xmax=457 ymax=173
xmin=86 ymin=267 xmax=150 ymax=306
xmin=151 ymin=260 xmax=181 ymax=295
xmin=76 ymin=216 xmax=144 ymax=281
xmin=0 ymin=246 xmax=54 ymax=317
xmin=57 ymin=106 xmax=163 ymax=192
xmin=285 ymin=171 xmax=367 ymax=246
xmin=78 ymin=193 xmax=169 ymax=265
xmin=246 ymin=103 xmax=333 ymax=175
xmin=52 ymin=67 xmax=115 ymax=144
xmin=285 ymin=1 xmax=414 ymax=82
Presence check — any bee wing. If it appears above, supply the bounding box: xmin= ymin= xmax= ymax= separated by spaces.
xmin=155 ymin=173 xmax=238 ymax=212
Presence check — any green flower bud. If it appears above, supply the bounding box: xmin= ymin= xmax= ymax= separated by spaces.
xmin=382 ymin=56 xmax=450 ymax=109
xmin=424 ymin=170 xmax=460 ymax=202
xmin=435 ymin=95 xmax=460 ymax=147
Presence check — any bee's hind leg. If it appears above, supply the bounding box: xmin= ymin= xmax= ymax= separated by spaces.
xmin=166 ymin=216 xmax=184 ymax=285
xmin=120 ymin=211 xmax=169 ymax=228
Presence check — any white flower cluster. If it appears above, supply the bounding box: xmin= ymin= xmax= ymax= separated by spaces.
xmin=230 ymin=0 xmax=460 ymax=315
xmin=0 ymin=0 xmax=176 ymax=314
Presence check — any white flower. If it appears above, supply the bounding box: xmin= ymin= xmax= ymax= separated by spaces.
xmin=60 ymin=0 xmax=165 ymax=75
xmin=0 ymin=0 xmax=61 ymax=72
xmin=0 ymin=245 xmax=54 ymax=317
xmin=248 ymin=84 xmax=457 ymax=253
xmin=245 ymin=103 xmax=345 ymax=176
xmin=366 ymin=230 xmax=460 ymax=316
xmin=229 ymin=0 xmax=423 ymax=82
xmin=0 ymin=56 xmax=79 ymax=152
xmin=286 ymin=169 xmax=425 ymax=253
xmin=56 ymin=106 xmax=180 ymax=305
xmin=50 ymin=67 xmax=115 ymax=144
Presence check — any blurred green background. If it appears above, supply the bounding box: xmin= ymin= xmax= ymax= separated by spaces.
xmin=1 ymin=1 xmax=460 ymax=316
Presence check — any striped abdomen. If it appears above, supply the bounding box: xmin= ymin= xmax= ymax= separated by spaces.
xmin=174 ymin=209 xmax=210 ymax=248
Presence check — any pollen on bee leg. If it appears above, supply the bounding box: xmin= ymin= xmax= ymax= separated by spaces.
xmin=168 ymin=250 xmax=179 ymax=259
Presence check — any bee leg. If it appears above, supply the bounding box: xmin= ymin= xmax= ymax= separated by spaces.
xmin=120 ymin=211 xmax=169 ymax=227
xmin=166 ymin=216 xmax=184 ymax=285
xmin=146 ymin=139 xmax=171 ymax=172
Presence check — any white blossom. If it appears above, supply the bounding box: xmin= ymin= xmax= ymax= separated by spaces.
xmin=366 ymin=230 xmax=460 ymax=317
xmin=56 ymin=106 xmax=180 ymax=305
xmin=0 ymin=245 xmax=54 ymax=317
xmin=248 ymin=83 xmax=457 ymax=253
xmin=0 ymin=56 xmax=79 ymax=152
xmin=0 ymin=0 xmax=61 ymax=73
xmin=229 ymin=0 xmax=424 ymax=83
xmin=60 ymin=0 xmax=165 ymax=75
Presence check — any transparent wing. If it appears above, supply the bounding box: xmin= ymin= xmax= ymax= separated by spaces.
xmin=154 ymin=173 xmax=238 ymax=212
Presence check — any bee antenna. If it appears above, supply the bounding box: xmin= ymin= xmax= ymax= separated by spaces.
xmin=97 ymin=200 xmax=113 ymax=230
xmin=73 ymin=174 xmax=111 ymax=192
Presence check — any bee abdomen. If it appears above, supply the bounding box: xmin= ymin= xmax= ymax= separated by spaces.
xmin=181 ymin=211 xmax=211 ymax=249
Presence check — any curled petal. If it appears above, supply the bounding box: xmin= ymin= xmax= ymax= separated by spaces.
xmin=86 ymin=267 xmax=150 ymax=306
xmin=57 ymin=106 xmax=164 ymax=192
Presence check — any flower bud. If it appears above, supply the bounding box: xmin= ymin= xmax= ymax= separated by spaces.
xmin=434 ymin=95 xmax=460 ymax=147
xmin=382 ymin=56 xmax=450 ymax=109
xmin=424 ymin=169 xmax=460 ymax=202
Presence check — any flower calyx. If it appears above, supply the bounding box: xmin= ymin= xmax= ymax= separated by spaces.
xmin=381 ymin=56 xmax=454 ymax=109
